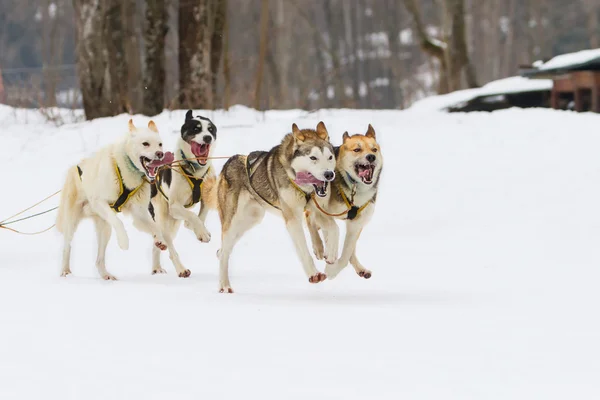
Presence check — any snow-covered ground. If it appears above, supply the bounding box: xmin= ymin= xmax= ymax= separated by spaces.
xmin=1 ymin=104 xmax=600 ymax=399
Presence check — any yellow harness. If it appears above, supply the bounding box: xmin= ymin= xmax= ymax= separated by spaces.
xmin=337 ymin=184 xmax=371 ymax=220
xmin=77 ymin=159 xmax=147 ymax=213
xmin=154 ymin=165 xmax=209 ymax=208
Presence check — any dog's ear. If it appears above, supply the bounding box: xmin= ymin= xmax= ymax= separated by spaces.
xmin=342 ymin=131 xmax=350 ymax=142
xmin=366 ymin=124 xmax=376 ymax=139
xmin=185 ymin=110 xmax=193 ymax=120
xmin=148 ymin=120 xmax=159 ymax=133
xmin=316 ymin=121 xmax=329 ymax=141
xmin=292 ymin=123 xmax=305 ymax=142
xmin=128 ymin=119 xmax=137 ymax=134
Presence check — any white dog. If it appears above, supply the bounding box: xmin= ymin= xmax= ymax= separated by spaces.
xmin=56 ymin=119 xmax=173 ymax=280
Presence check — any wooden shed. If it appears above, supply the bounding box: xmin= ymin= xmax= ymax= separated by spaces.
xmin=521 ymin=49 xmax=600 ymax=113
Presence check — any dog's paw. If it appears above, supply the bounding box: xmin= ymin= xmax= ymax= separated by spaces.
xmin=101 ymin=273 xmax=118 ymax=281
xmin=313 ymin=243 xmax=325 ymax=260
xmin=219 ymin=286 xmax=234 ymax=294
xmin=195 ymin=227 xmax=211 ymax=243
xmin=178 ymin=269 xmax=191 ymax=278
xmin=117 ymin=232 xmax=129 ymax=251
xmin=308 ymin=272 xmax=327 ymax=283
xmin=324 ymin=244 xmax=338 ymax=264
xmin=152 ymin=267 xmax=167 ymax=275
xmin=357 ymin=270 xmax=372 ymax=279
xmin=60 ymin=269 xmax=71 ymax=277
xmin=154 ymin=241 xmax=167 ymax=251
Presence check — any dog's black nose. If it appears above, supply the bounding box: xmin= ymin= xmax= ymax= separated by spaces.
xmin=155 ymin=151 xmax=164 ymax=159
xmin=366 ymin=154 xmax=376 ymax=163
xmin=203 ymin=135 xmax=213 ymax=144
xmin=324 ymin=170 xmax=335 ymax=181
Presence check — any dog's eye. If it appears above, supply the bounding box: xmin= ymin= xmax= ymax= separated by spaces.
xmin=310 ymin=156 xmax=317 ymax=161
xmin=353 ymin=148 xmax=361 ymax=153
xmin=193 ymin=126 xmax=201 ymax=132
xmin=208 ymin=126 xmax=214 ymax=133
xmin=328 ymin=155 xmax=333 ymax=160
xmin=372 ymin=148 xmax=377 ymax=152
xmin=159 ymin=143 xmax=163 ymax=147
xmin=142 ymin=142 xmax=150 ymax=147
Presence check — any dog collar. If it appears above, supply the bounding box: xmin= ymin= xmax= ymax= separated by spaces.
xmin=125 ymin=155 xmax=145 ymax=178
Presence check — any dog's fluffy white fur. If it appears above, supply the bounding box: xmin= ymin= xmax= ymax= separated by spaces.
xmin=56 ymin=119 xmax=168 ymax=280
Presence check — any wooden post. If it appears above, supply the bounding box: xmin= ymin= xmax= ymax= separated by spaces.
xmin=574 ymin=88 xmax=584 ymax=112
xmin=550 ymin=86 xmax=559 ymax=109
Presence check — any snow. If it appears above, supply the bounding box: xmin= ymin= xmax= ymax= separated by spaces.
xmin=1 ymin=105 xmax=600 ymax=399
xmin=538 ymin=48 xmax=600 ymax=71
xmin=410 ymin=76 xmax=552 ymax=111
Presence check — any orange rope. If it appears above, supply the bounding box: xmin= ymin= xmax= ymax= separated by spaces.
xmin=0 ymin=224 xmax=56 ymax=235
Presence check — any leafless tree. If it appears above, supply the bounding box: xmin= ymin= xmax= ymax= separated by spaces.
xmin=179 ymin=0 xmax=211 ymax=109
xmin=143 ymin=0 xmax=168 ymax=116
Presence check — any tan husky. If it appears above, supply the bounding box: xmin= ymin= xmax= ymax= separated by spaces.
xmin=305 ymin=124 xmax=383 ymax=280
xmin=202 ymin=122 xmax=336 ymax=293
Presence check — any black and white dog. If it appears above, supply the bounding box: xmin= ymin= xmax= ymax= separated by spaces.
xmin=149 ymin=110 xmax=218 ymax=277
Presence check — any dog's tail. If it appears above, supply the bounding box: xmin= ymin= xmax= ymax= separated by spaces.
xmin=55 ymin=167 xmax=80 ymax=233
xmin=201 ymin=175 xmax=219 ymax=210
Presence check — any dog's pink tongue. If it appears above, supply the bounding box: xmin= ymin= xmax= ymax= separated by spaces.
xmin=357 ymin=168 xmax=370 ymax=178
xmin=148 ymin=151 xmax=174 ymax=167
xmin=191 ymin=142 xmax=209 ymax=158
xmin=294 ymin=171 xmax=322 ymax=185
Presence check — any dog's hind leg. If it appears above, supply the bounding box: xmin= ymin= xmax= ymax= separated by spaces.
xmin=218 ymin=198 xmax=264 ymax=293
xmin=60 ymin=208 xmax=83 ymax=277
xmin=159 ymin=227 xmax=190 ymax=278
xmin=93 ymin=216 xmax=116 ymax=280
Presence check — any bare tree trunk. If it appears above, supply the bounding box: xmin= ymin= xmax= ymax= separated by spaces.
xmin=73 ymin=0 xmax=120 ymax=119
xmin=106 ymin=0 xmax=130 ymax=113
xmin=210 ymin=0 xmax=227 ymax=109
xmin=584 ymin=0 xmax=599 ymax=48
xmin=179 ymin=0 xmax=211 ymax=109
xmin=254 ymin=0 xmax=269 ymax=110
xmin=324 ymin=0 xmax=346 ymax=107
xmin=223 ymin=5 xmax=231 ymax=110
xmin=123 ymin=0 xmax=142 ymax=112
xmin=446 ymin=0 xmax=478 ymax=91
xmin=402 ymin=0 xmax=449 ymax=94
xmin=142 ymin=0 xmax=168 ymax=116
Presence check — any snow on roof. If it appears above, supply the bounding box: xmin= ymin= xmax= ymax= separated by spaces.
xmin=410 ymin=76 xmax=552 ymax=112
xmin=537 ymin=48 xmax=600 ymax=71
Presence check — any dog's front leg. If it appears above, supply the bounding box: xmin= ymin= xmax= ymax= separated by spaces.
xmin=314 ymin=211 xmax=339 ymax=264
xmin=305 ymin=211 xmax=325 ymax=260
xmin=283 ymin=207 xmax=326 ymax=283
xmin=89 ymin=199 xmax=129 ymax=250
xmin=130 ymin=205 xmax=168 ymax=251
xmin=325 ymin=220 xmax=363 ymax=280
xmin=169 ymin=202 xmax=211 ymax=243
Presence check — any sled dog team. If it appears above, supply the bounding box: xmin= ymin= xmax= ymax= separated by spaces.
xmin=56 ymin=110 xmax=383 ymax=293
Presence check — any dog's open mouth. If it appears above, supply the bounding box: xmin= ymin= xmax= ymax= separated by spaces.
xmin=294 ymin=172 xmax=329 ymax=198
xmin=140 ymin=152 xmax=174 ymax=180
xmin=191 ymin=142 xmax=210 ymax=165
xmin=355 ymin=163 xmax=375 ymax=184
